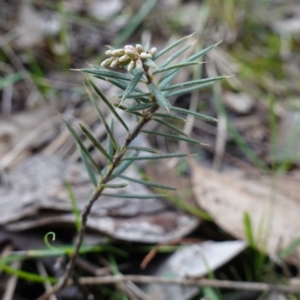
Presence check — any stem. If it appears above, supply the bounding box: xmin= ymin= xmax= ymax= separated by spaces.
xmin=38 ymin=68 xmax=158 ymax=300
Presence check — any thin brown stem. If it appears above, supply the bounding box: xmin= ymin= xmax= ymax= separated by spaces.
xmin=38 ymin=69 xmax=158 ymax=300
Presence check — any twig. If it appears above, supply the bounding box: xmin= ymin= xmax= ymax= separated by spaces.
xmin=38 ymin=69 xmax=158 ymax=300
xmin=70 ymin=275 xmax=300 ymax=294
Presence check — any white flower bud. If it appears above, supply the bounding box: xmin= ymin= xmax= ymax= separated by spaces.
xmin=127 ymin=60 xmax=136 ymax=72
xmin=124 ymin=45 xmax=135 ymax=50
xmin=105 ymin=50 xmax=113 ymax=56
xmin=136 ymin=44 xmax=144 ymax=53
xmin=125 ymin=49 xmax=138 ymax=59
xmin=148 ymin=47 xmax=157 ymax=55
xmin=119 ymin=54 xmax=131 ymax=62
xmin=112 ymin=49 xmax=125 ymax=56
xmin=101 ymin=57 xmax=114 ymax=67
xmin=136 ymin=59 xmax=143 ymax=72
xmin=140 ymin=52 xmax=152 ymax=60
xmin=110 ymin=58 xmax=119 ymax=68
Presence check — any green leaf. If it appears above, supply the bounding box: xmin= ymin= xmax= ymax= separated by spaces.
xmin=118 ymin=175 xmax=176 ymax=190
xmin=102 ymin=193 xmax=165 ymax=199
xmin=112 ymin=152 xmax=139 ymax=177
xmin=100 ymin=183 xmax=128 ymax=189
xmin=122 ymin=71 xmax=144 ymax=103
xmin=165 ymin=82 xmax=213 ymax=98
xmin=63 ymin=118 xmax=101 ymax=173
xmin=85 ymin=83 xmax=119 ymax=150
xmin=113 ymin=103 xmax=143 ymax=117
xmin=143 ymin=59 xmax=159 ymax=69
xmin=161 ymin=76 xmax=228 ymax=91
xmin=185 ymin=41 xmax=220 ymax=62
xmin=82 ymin=68 xmax=133 ymax=81
xmin=126 ymin=146 xmax=159 ymax=153
xmin=78 ymin=145 xmax=97 ymax=186
xmin=153 ymin=33 xmax=195 ymax=60
xmin=170 ymin=106 xmax=218 ymax=122
xmin=153 ymin=118 xmax=188 ymax=136
xmin=0 ymin=72 xmax=25 ymax=91
xmin=148 ymin=83 xmax=171 ymax=111
xmin=88 ymin=79 xmax=129 ymax=133
xmin=118 ymin=91 xmax=152 ymax=99
xmin=152 ymin=113 xmax=186 ymax=122
xmin=142 ymin=130 xmax=201 ymax=144
xmin=160 ymin=44 xmax=191 ymax=68
xmin=122 ymin=152 xmax=190 ymax=160
xmin=153 ymin=61 xmax=201 ymax=74
xmin=79 ymin=123 xmax=113 ymax=162
xmin=128 ymin=102 xmax=155 ymax=112
xmin=243 ymin=212 xmax=255 ymax=248
xmin=65 ymin=181 xmax=81 ymax=231
xmin=107 ymin=119 xmax=115 ymax=159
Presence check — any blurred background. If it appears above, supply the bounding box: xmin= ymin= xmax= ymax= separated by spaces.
xmin=1 ymin=0 xmax=300 ymax=299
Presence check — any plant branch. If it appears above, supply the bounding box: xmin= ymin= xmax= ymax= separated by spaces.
xmin=38 ymin=72 xmax=158 ymax=300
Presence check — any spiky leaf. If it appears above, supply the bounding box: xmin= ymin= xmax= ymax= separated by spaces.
xmin=122 ymin=71 xmax=144 ymax=103
xmin=170 ymin=106 xmax=218 ymax=122
xmin=142 ymin=130 xmax=201 ymax=144
xmin=122 ymin=153 xmax=190 ymax=160
xmin=148 ymin=83 xmax=170 ymax=111
xmin=102 ymin=193 xmax=165 ymax=199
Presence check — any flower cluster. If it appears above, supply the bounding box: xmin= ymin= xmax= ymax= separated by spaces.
xmin=101 ymin=44 xmax=157 ymax=72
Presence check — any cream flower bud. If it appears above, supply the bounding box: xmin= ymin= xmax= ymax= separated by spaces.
xmin=140 ymin=52 xmax=152 ymax=60
xmin=112 ymin=49 xmax=125 ymax=56
xmin=136 ymin=44 xmax=144 ymax=53
xmin=119 ymin=54 xmax=130 ymax=62
xmin=148 ymin=47 xmax=157 ymax=55
xmin=124 ymin=45 xmax=135 ymax=50
xmin=105 ymin=50 xmax=113 ymax=56
xmin=136 ymin=59 xmax=143 ymax=72
xmin=125 ymin=49 xmax=138 ymax=59
xmin=127 ymin=60 xmax=136 ymax=72
xmin=110 ymin=58 xmax=119 ymax=68
xmin=101 ymin=57 xmax=114 ymax=67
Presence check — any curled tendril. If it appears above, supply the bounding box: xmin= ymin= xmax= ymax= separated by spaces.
xmin=44 ymin=232 xmax=58 ymax=251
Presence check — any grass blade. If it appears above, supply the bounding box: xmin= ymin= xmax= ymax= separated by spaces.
xmin=170 ymin=106 xmax=217 ymax=122
xmin=142 ymin=130 xmax=201 ymax=144
xmin=122 ymin=71 xmax=144 ymax=103
xmin=102 ymin=193 xmax=165 ymax=199
xmin=153 ymin=117 xmax=188 ymax=136
xmin=79 ymin=123 xmax=113 ymax=162
xmin=148 ymin=83 xmax=170 ymax=111
xmin=128 ymin=102 xmax=155 ymax=112
xmin=161 ymin=76 xmax=228 ymax=91
xmin=88 ymin=79 xmax=129 ymax=133
xmin=118 ymin=175 xmax=176 ymax=190
xmin=122 ymin=153 xmax=190 ymax=160
xmin=153 ymin=61 xmax=202 ymax=74
xmin=63 ymin=118 xmax=101 ymax=173
xmin=65 ymin=181 xmax=81 ymax=231
xmin=126 ymin=146 xmax=159 ymax=153
xmin=153 ymin=33 xmax=195 ymax=60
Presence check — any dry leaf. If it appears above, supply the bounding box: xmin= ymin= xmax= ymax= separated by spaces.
xmin=191 ymin=163 xmax=300 ymax=259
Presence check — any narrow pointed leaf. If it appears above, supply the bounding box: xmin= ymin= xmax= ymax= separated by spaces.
xmin=122 ymin=153 xmax=190 ymax=160
xmin=118 ymin=91 xmax=151 ymax=99
xmin=88 ymin=79 xmax=129 ymax=132
xmin=141 ymin=130 xmax=201 ymax=144
xmin=165 ymin=82 xmax=213 ymax=98
xmin=78 ymin=145 xmax=97 ymax=187
xmin=82 ymin=68 xmax=133 ymax=81
xmin=65 ymin=181 xmax=81 ymax=231
xmin=128 ymin=102 xmax=155 ymax=112
xmin=102 ymin=193 xmax=165 ymax=199
xmin=153 ymin=61 xmax=202 ymax=74
xmin=107 ymin=119 xmax=115 ymax=159
xmin=85 ymin=83 xmax=119 ymax=150
xmin=118 ymin=175 xmax=176 ymax=190
xmin=63 ymin=118 xmax=101 ymax=173
xmin=185 ymin=41 xmax=220 ymax=62
xmin=100 ymin=183 xmax=128 ymax=189
xmin=113 ymin=103 xmax=143 ymax=117
xmin=161 ymin=76 xmax=228 ymax=91
xmin=126 ymin=146 xmax=159 ymax=153
xmin=153 ymin=118 xmax=188 ymax=136
xmin=143 ymin=59 xmax=159 ymax=69
xmin=79 ymin=123 xmax=113 ymax=162
xmin=112 ymin=152 xmax=139 ymax=177
xmin=122 ymin=71 xmax=144 ymax=103
xmin=170 ymin=106 xmax=218 ymax=122
xmin=160 ymin=44 xmax=191 ymax=68
xmin=153 ymin=33 xmax=195 ymax=60
xmin=148 ymin=83 xmax=171 ymax=111
xmin=152 ymin=113 xmax=186 ymax=122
